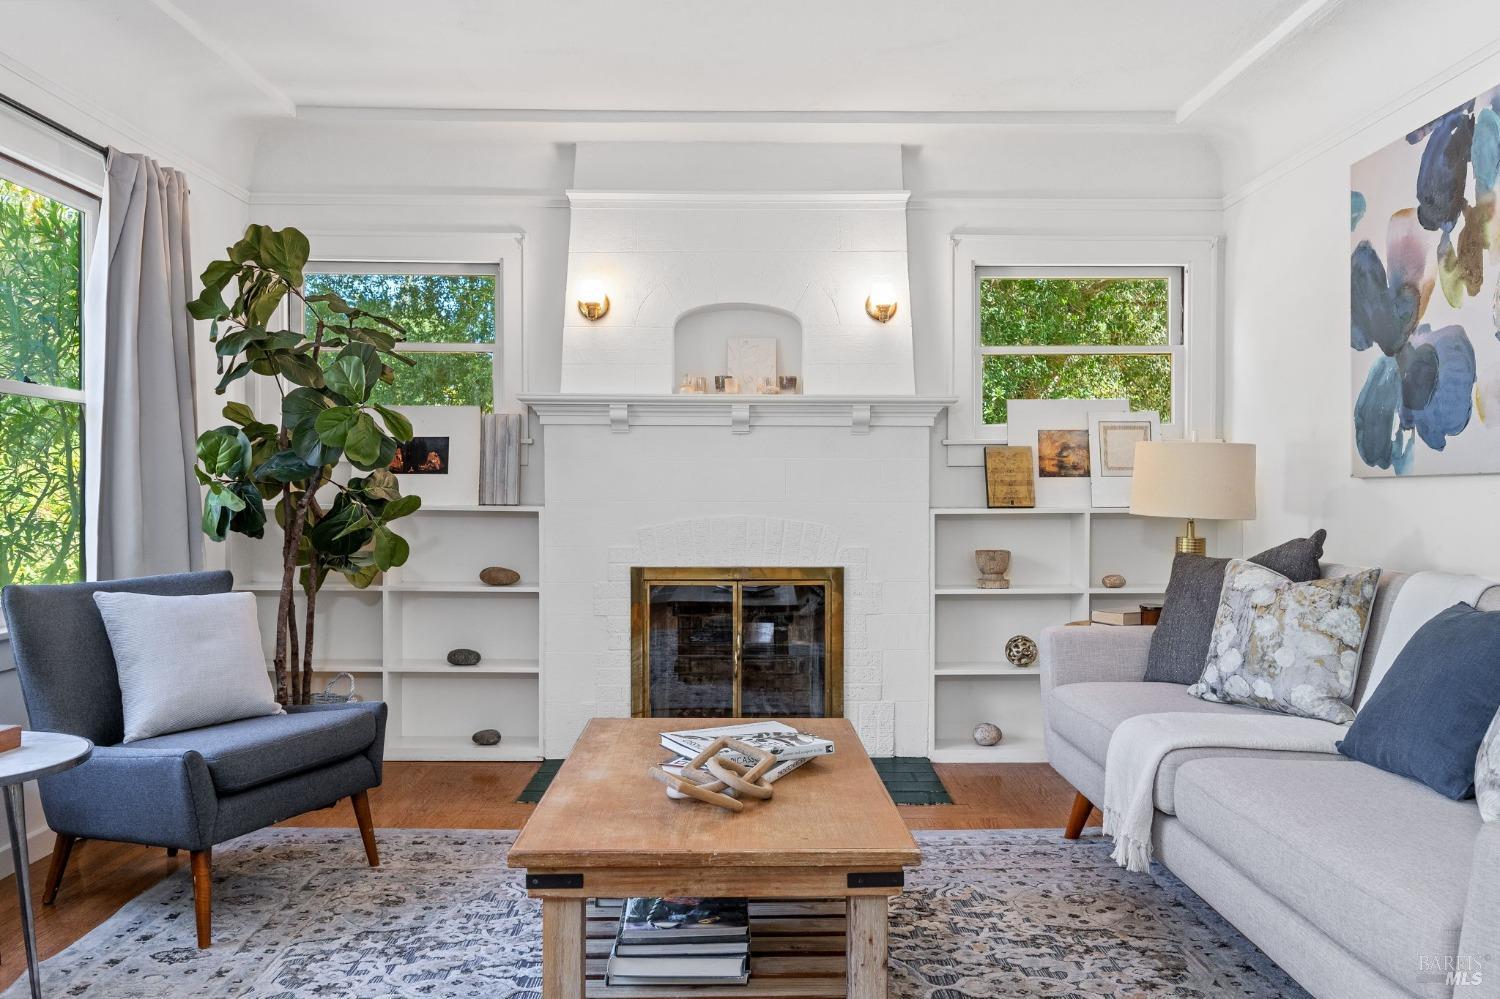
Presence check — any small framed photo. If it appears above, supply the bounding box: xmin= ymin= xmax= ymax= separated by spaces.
xmin=1088 ymin=410 xmax=1160 ymax=508
xmin=984 ymin=445 xmax=1036 ymax=508
xmin=386 ymin=406 xmax=481 ymax=506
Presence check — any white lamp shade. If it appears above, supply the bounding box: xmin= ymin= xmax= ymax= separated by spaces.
xmin=1130 ymin=441 xmax=1256 ymax=521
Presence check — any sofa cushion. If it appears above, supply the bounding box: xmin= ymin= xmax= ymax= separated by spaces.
xmin=128 ymin=708 xmax=378 ymax=794
xmin=1145 ymin=531 xmax=1327 ymax=685
xmin=1045 ymin=682 xmax=1343 ymax=812
xmin=1172 ymin=756 xmax=1479 ymax=991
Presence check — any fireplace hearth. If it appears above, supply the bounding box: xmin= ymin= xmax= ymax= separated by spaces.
xmin=630 ymin=567 xmax=843 ymax=718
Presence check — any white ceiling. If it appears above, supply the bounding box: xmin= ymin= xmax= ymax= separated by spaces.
xmin=101 ymin=0 xmax=1314 ymax=116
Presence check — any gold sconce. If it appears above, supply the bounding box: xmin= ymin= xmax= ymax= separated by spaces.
xmin=576 ymin=279 xmax=610 ymax=321
xmin=865 ymin=283 xmax=898 ymax=323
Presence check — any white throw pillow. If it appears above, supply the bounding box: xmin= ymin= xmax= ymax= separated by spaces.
xmin=93 ymin=590 xmax=283 ymax=743
xmin=1478 ymin=708 xmax=1500 ymax=822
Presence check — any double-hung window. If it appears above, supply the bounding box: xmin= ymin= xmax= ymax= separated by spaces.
xmin=300 ymin=263 xmax=500 ymax=411
xmin=0 ymin=160 xmax=95 ymax=586
xmin=977 ymin=266 xmax=1183 ymax=430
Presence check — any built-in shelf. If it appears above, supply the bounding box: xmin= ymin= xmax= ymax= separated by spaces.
xmin=231 ymin=506 xmax=544 ymax=762
xmin=935 ymin=663 xmax=1042 ymax=677
xmin=929 ymin=506 xmax=1239 ymax=764
xmin=386 ymin=736 xmax=542 ymax=762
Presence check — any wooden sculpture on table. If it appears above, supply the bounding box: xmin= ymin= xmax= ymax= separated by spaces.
xmin=649 ymin=737 xmax=777 ymax=813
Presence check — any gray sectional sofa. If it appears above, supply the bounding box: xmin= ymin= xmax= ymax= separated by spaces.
xmin=1041 ymin=566 xmax=1499 ymax=999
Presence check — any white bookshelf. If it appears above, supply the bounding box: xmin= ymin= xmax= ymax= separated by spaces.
xmin=928 ymin=507 xmax=1238 ymax=763
xmin=230 ymin=505 xmax=545 ymax=762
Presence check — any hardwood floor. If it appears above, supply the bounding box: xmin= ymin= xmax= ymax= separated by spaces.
xmin=0 ymin=761 xmax=1093 ymax=990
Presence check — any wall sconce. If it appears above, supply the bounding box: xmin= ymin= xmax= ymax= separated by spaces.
xmin=865 ymin=283 xmax=898 ymax=323
xmin=576 ymin=279 xmax=610 ymax=321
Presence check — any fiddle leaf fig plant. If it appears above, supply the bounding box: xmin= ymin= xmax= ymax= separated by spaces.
xmin=188 ymin=224 xmax=422 ymax=705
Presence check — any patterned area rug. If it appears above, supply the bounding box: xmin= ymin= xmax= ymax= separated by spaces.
xmin=6 ymin=828 xmax=1308 ymax=998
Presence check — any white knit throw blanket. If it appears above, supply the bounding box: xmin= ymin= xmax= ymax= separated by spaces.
xmin=1102 ymin=712 xmax=1347 ymax=873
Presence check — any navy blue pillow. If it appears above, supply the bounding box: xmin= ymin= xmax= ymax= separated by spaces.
xmin=1337 ymin=602 xmax=1500 ymax=799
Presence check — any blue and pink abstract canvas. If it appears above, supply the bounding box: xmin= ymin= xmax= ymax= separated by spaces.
xmin=1351 ymin=86 xmax=1500 ymax=476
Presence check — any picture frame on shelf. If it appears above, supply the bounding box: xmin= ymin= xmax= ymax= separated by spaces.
xmin=983 ymin=446 xmax=1036 ymax=508
xmin=1087 ymin=410 xmax=1160 ymax=508
xmin=387 ymin=405 xmax=481 ymax=506
xmin=727 ymin=337 xmax=778 ymax=393
xmin=1005 ymin=398 xmax=1128 ymax=507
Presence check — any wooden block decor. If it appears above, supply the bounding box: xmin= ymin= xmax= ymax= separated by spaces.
xmin=647 ymin=737 xmax=777 ymax=813
xmin=984 ymin=446 xmax=1036 ymax=508
xmin=0 ymin=725 xmax=21 ymax=754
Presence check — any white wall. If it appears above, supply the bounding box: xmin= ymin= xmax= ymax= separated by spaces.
xmin=1223 ymin=50 xmax=1500 ymax=574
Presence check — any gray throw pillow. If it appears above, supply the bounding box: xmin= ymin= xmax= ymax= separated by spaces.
xmin=1189 ymin=561 xmax=1379 ymax=723
xmin=1143 ymin=529 xmax=1327 ymax=685
xmin=93 ymin=590 xmax=283 ymax=743
xmin=1478 ymin=709 xmax=1500 ymax=821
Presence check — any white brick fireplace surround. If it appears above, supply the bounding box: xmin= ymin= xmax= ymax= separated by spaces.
xmin=524 ymin=400 xmax=951 ymax=757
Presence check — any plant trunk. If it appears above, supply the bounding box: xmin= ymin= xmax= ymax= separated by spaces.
xmin=286 ymin=595 xmax=300 ymax=704
xmin=272 ymin=488 xmax=315 ymax=707
xmin=302 ymin=578 xmax=317 ymax=704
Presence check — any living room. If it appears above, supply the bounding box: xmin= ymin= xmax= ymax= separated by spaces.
xmin=0 ymin=1 xmax=1494 ymax=996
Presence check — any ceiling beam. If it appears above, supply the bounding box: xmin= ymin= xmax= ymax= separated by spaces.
xmin=1175 ymin=0 xmax=1346 ymax=123
xmin=145 ymin=0 xmax=296 ymax=117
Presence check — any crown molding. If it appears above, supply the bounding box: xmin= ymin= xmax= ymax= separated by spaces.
xmin=908 ymin=194 xmax=1223 ymax=213
xmin=565 ymin=189 xmax=910 ymax=211
xmin=249 ymin=190 xmax=569 ymax=209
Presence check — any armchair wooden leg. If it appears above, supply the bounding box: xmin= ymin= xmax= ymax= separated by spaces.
xmin=351 ymin=791 xmax=379 ymax=868
xmin=167 ymin=848 xmax=178 ymax=858
xmin=1064 ymin=792 xmax=1094 ymax=840
xmin=190 ymin=849 xmax=212 ymax=949
xmin=42 ymin=834 xmax=76 ymax=905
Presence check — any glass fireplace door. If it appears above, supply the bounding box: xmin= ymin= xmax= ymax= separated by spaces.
xmin=631 ymin=568 xmax=843 ymax=719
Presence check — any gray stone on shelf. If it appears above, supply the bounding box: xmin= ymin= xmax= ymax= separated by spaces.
xmin=447 ymin=649 xmax=482 ymax=667
xmin=479 ymin=566 xmax=521 ymax=586
xmin=472 ymin=728 xmax=502 ymax=746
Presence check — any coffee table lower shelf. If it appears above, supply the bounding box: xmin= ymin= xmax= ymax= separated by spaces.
xmin=583 ymin=899 xmax=850 ymax=998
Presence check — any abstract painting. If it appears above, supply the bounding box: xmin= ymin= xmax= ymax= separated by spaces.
xmin=1351 ymin=84 xmax=1500 ymax=476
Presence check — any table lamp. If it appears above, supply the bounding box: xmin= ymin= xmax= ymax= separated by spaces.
xmin=1129 ymin=440 xmax=1255 ymax=555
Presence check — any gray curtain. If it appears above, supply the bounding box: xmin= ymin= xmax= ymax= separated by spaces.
xmin=84 ymin=149 xmax=203 ymax=579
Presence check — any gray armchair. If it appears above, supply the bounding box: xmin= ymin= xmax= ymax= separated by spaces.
xmin=0 ymin=570 xmax=387 ymax=948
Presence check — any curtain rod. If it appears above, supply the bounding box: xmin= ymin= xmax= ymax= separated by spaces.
xmin=0 ymin=91 xmax=108 ymax=158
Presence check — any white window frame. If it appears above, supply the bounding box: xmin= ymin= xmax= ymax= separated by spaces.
xmin=0 ymin=154 xmax=99 ymax=586
xmin=948 ymin=234 xmax=1220 ymax=462
xmin=296 ymin=260 xmax=504 ymax=412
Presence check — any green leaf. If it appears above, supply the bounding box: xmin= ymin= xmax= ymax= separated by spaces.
xmin=342 ymin=563 xmax=381 ymax=589
xmin=314 ymin=405 xmax=360 ymax=447
xmin=187 ymin=285 xmax=229 ymax=321
xmin=248 ymin=281 xmax=288 ymax=328
xmin=371 ymin=526 xmax=410 ymax=570
xmin=343 ymin=412 xmax=385 ymax=469
xmin=200 ymin=259 xmax=237 ymax=293
xmin=323 ymin=353 xmax=370 ymax=404
xmin=306 ymin=499 xmax=369 ymax=557
xmin=196 ymin=427 xmax=251 ymax=477
xmin=357 ymin=468 xmax=401 ymax=501
xmin=306 ymin=291 xmax=354 ymax=315
xmin=222 ymin=401 xmax=258 ymax=427
xmin=227 ymin=481 xmax=267 ymax=538
xmin=201 ymin=481 xmax=247 ymax=542
xmin=381 ymin=493 xmax=422 ymax=521
xmin=274 ymin=351 xmax=324 ymax=388
xmin=253 ymin=449 xmax=321 ymax=483
xmin=282 ymin=386 xmax=331 ymax=431
xmin=373 ymin=403 xmax=413 ymax=441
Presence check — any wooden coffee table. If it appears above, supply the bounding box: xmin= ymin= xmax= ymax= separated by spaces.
xmin=509 ymin=718 xmax=921 ymax=998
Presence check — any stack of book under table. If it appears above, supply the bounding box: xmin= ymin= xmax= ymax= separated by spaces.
xmin=605 ymin=897 xmax=751 ymax=987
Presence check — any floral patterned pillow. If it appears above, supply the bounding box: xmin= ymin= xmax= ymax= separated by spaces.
xmin=1479 ymin=709 xmax=1500 ymax=822
xmin=1188 ymin=561 xmax=1380 ymax=724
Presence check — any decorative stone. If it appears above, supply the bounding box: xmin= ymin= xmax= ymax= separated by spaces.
xmin=471 ymin=728 xmax=502 ymax=746
xmin=447 ymin=648 xmax=482 ymax=667
xmin=1005 ymin=634 xmax=1039 ymax=668
xmin=975 ymin=549 xmax=1011 ymax=589
xmin=973 ymin=722 xmax=1003 ymax=747
xmin=1101 ymin=573 xmax=1127 ymax=589
xmin=480 ymin=566 xmax=521 ymax=586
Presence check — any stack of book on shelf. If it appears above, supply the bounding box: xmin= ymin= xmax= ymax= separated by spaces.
xmin=605 ymin=897 xmax=751 ymax=987
xmin=1091 ymin=605 xmax=1143 ymax=626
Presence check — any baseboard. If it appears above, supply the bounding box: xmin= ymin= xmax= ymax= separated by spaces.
xmin=0 ymin=821 xmax=55 ymax=881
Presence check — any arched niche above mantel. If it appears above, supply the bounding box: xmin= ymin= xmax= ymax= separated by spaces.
xmin=673 ymin=303 xmax=802 ymax=394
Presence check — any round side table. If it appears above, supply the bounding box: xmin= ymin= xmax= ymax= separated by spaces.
xmin=0 ymin=732 xmax=92 ymax=999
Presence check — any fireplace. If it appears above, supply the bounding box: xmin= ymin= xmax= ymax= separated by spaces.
xmin=630 ymin=567 xmax=843 ymax=718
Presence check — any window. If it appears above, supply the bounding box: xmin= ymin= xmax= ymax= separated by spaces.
xmin=301 ymin=263 xmax=499 ymax=411
xmin=977 ymin=266 xmax=1182 ymax=428
xmin=0 ymin=163 xmax=94 ymax=586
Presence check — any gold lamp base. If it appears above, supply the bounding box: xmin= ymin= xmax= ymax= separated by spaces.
xmin=1175 ymin=518 xmax=1208 ymax=556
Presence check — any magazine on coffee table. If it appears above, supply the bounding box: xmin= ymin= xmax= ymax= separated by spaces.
xmin=660 ymin=721 xmax=834 ymax=766
xmin=658 ymin=753 xmax=811 ymax=799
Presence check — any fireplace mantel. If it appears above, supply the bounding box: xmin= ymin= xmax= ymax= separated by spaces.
xmin=518 ymin=394 xmax=954 ymax=435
